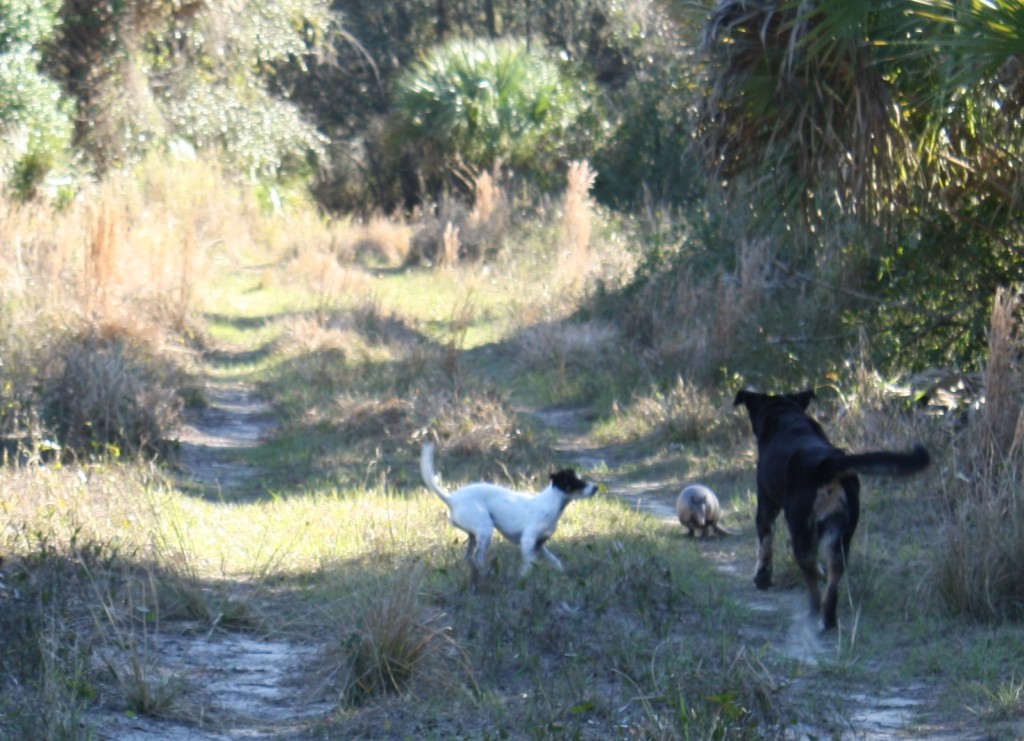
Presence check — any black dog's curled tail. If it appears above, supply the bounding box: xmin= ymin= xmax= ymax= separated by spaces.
xmin=820 ymin=443 xmax=930 ymax=480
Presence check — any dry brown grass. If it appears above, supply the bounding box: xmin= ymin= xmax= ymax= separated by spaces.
xmin=931 ymin=285 xmax=1024 ymax=621
xmin=981 ymin=288 xmax=1024 ymax=463
xmin=1 ymin=158 xmax=228 ymax=337
xmin=38 ymin=325 xmax=186 ymax=457
xmin=467 ymin=166 xmax=509 ymax=251
xmin=349 ymin=215 xmax=414 ymax=266
xmin=515 ymin=318 xmax=619 ymax=362
xmin=315 ymin=564 xmax=473 ymax=706
xmin=405 ymin=196 xmax=469 ymax=266
xmin=616 ymin=266 xmax=730 ymax=384
xmin=560 ymin=159 xmax=597 ymax=280
xmin=286 ymin=243 xmax=376 ymax=319
xmin=600 ymin=376 xmax=744 ymax=448
xmin=440 ymin=221 xmax=461 ymax=267
xmin=0 ymin=156 xmax=284 ymax=453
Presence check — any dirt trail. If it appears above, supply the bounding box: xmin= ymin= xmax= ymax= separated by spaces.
xmin=174 ymin=380 xmax=277 ymax=499
xmin=527 ymin=404 xmax=981 ymax=741
xmin=86 ymin=379 xmax=334 ymax=740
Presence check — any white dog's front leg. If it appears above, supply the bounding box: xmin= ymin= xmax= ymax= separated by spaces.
xmin=540 ymin=546 xmax=564 ymax=571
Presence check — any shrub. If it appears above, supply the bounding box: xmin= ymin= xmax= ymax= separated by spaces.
xmin=389 ymin=37 xmax=602 ymax=197
xmin=49 ymin=0 xmax=333 ymax=178
xmin=39 ymin=326 xmax=184 ymax=458
xmin=317 ymin=565 xmax=465 ymax=705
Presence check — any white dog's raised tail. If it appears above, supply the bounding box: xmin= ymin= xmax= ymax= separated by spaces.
xmin=420 ymin=442 xmax=450 ymax=503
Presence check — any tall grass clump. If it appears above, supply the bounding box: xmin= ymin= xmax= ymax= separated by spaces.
xmin=0 ymin=157 xmax=286 ymax=456
xmin=599 ymin=376 xmax=745 ymax=448
xmin=39 ymin=325 xmax=185 ymax=458
xmin=512 ymin=318 xmax=624 ymax=404
xmin=0 ymin=523 xmax=122 ymax=739
xmin=468 ymin=166 xmax=509 ymax=250
xmin=80 ymin=161 xmax=223 ymax=332
xmin=345 ymin=215 xmax=414 ymax=267
xmin=410 ymin=171 xmax=519 ymax=266
xmin=316 ymin=564 xmax=468 ymax=706
xmin=609 ymin=236 xmax=778 ymax=385
xmin=933 ymin=287 xmax=1024 ymax=621
xmin=560 ymin=159 xmax=597 ymax=279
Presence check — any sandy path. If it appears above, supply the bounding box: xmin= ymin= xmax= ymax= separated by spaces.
xmin=86 ymin=380 xmax=334 ymax=739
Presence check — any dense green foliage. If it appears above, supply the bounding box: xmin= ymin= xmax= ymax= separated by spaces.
xmin=692 ymin=0 xmax=1024 ymax=371
xmin=42 ymin=0 xmax=334 ymax=177
xmin=0 ymin=0 xmax=72 ymax=196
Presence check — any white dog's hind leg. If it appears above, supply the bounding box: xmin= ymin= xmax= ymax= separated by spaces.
xmin=518 ymin=534 xmax=540 ymax=576
xmin=472 ymin=530 xmax=492 ymax=573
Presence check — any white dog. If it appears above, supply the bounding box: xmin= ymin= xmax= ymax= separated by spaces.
xmin=420 ymin=442 xmax=598 ymax=576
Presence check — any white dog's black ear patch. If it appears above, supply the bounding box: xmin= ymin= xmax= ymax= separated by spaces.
xmin=549 ymin=469 xmax=586 ymax=493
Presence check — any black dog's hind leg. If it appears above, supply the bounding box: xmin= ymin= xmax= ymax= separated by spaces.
xmin=754 ymin=498 xmax=780 ymax=589
xmin=819 ymin=526 xmax=852 ymax=631
xmin=789 ymin=522 xmax=823 ymax=621
xmin=816 ymin=478 xmax=858 ymax=630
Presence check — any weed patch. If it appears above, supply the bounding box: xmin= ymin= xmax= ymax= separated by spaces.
xmin=39 ymin=325 xmax=186 ymax=458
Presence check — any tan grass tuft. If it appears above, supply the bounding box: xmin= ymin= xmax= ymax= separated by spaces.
xmin=515 ymin=319 xmax=619 ymax=371
xmin=288 ymin=244 xmax=373 ymax=319
xmin=606 ymin=376 xmax=740 ymax=447
xmin=560 ymin=160 xmax=597 ymax=279
xmin=85 ymin=196 xmax=127 ymax=317
xmin=316 ymin=564 xmax=470 ymax=705
xmin=467 ymin=166 xmax=509 ymax=251
xmin=39 ymin=325 xmax=185 ymax=456
xmin=349 ymin=216 xmax=414 ymax=267
xmin=440 ymin=221 xmax=460 ymax=268
xmin=932 ymin=284 xmax=1024 ymax=621
xmin=469 ymin=169 xmax=499 ymax=226
xmin=982 ymin=287 xmax=1024 ymax=462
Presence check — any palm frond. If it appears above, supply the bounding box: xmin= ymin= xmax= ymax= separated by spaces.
xmin=697 ymin=0 xmax=912 ymax=222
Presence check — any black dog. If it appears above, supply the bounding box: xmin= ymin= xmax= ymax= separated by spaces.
xmin=734 ymin=389 xmax=930 ymax=631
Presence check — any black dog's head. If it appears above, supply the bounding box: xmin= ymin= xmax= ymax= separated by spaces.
xmin=550 ymin=469 xmax=599 ymax=499
xmin=734 ymin=388 xmax=815 ymax=439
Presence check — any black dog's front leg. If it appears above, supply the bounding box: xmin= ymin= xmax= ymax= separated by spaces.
xmin=754 ymin=498 xmax=779 ymax=590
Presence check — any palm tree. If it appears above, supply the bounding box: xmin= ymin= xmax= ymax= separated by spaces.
xmin=904 ymin=0 xmax=1024 ymax=222
xmin=696 ymin=0 xmax=1024 ymax=222
xmin=696 ymin=0 xmax=912 ymax=223
xmin=695 ymin=0 xmax=1024 ymax=367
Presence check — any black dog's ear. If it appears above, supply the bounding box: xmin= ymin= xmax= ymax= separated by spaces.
xmin=790 ymin=389 xmax=815 ymax=410
xmin=734 ymin=389 xmax=753 ymax=407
